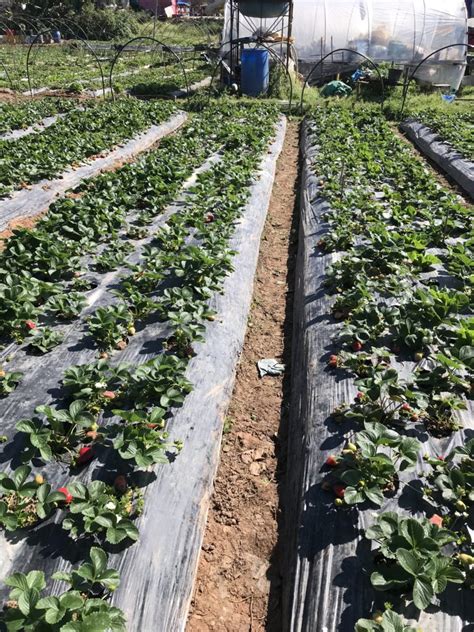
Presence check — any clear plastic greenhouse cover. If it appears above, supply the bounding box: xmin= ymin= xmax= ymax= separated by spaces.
xmin=224 ymin=0 xmax=468 ymax=88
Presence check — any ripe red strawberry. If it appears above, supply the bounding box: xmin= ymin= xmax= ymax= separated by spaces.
xmin=401 ymin=403 xmax=411 ymax=412
xmin=328 ymin=354 xmax=338 ymax=367
xmin=102 ymin=390 xmax=116 ymax=400
xmin=326 ymin=455 xmax=338 ymax=467
xmin=57 ymin=487 xmax=73 ymax=504
xmin=333 ymin=484 xmax=346 ymax=499
xmin=429 ymin=514 xmax=443 ymax=528
xmin=77 ymin=446 xmax=94 ymax=465
xmin=352 ymin=341 xmax=363 ymax=352
xmin=204 ymin=212 xmax=215 ymax=223
xmin=114 ymin=475 xmax=128 ymax=493
xmin=25 ymin=320 xmax=36 ymax=330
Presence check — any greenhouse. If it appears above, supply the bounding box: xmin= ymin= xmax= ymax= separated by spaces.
xmin=224 ymin=0 xmax=468 ymax=88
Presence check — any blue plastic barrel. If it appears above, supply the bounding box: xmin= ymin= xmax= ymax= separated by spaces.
xmin=241 ymin=49 xmax=270 ymax=97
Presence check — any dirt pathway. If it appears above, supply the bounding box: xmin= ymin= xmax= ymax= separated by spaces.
xmin=186 ymin=120 xmax=300 ymax=632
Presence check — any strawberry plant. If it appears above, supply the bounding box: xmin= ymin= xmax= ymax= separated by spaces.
xmin=127 ymin=354 xmax=192 ymax=409
xmin=1 ymin=548 xmax=125 ymax=631
xmin=112 ymin=283 xmax=157 ymax=319
xmin=62 ymin=360 xmax=130 ymax=411
xmin=414 ymin=354 xmax=471 ymax=398
xmin=61 ymin=480 xmax=141 ymax=544
xmin=87 ymin=304 xmax=134 ymax=351
xmin=27 ymin=326 xmax=64 ymax=354
xmin=0 ymin=466 xmax=64 ymax=531
xmin=95 ymin=240 xmax=134 ymax=273
xmin=366 ymin=512 xmax=465 ymax=610
xmin=125 ymin=225 xmax=149 ymax=240
xmin=109 ymin=408 xmax=180 ymax=469
xmin=423 ymin=394 xmax=465 ymax=437
xmin=327 ymin=422 xmax=420 ymax=507
xmin=423 ymin=439 xmax=473 ymax=530
xmin=356 ymin=609 xmax=420 ymax=632
xmin=45 ymin=292 xmax=87 ymax=320
xmin=340 ymin=369 xmax=420 ymax=427
xmin=17 ymin=400 xmax=97 ymax=462
xmin=0 ymin=369 xmax=23 ymax=397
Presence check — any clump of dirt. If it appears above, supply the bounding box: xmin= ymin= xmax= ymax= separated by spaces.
xmin=187 ymin=120 xmax=300 ymax=632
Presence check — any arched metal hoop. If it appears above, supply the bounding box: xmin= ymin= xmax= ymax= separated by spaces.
xmin=299 ymin=48 xmax=385 ymax=113
xmin=400 ymin=43 xmax=473 ymax=118
xmin=207 ymin=37 xmax=293 ymax=111
xmin=26 ymin=29 xmax=106 ymax=97
xmin=108 ymin=36 xmax=189 ymax=100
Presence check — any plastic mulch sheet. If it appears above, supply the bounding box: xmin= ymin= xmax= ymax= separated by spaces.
xmin=281 ymin=119 xmax=473 ymax=632
xmin=400 ymin=119 xmax=474 ymax=200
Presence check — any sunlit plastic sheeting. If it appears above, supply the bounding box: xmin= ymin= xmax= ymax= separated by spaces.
xmin=223 ymin=0 xmax=468 ymax=87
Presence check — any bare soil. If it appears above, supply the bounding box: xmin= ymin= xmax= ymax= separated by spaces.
xmin=0 ymin=213 xmax=46 ymax=246
xmin=186 ymin=120 xmax=300 ymax=632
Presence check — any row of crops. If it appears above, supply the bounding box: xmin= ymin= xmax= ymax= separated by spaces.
xmin=0 ymin=101 xmax=280 ymax=630
xmin=402 ymin=107 xmax=474 ymax=162
xmin=0 ymin=99 xmax=177 ymax=199
xmin=0 ymin=40 xmax=207 ymax=92
xmin=286 ymin=101 xmax=473 ymax=631
xmin=0 ymin=98 xmax=81 ymax=134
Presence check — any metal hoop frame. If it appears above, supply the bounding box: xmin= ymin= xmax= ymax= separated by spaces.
xmin=26 ymin=29 xmax=106 ymax=97
xmin=108 ymin=36 xmax=189 ymax=100
xmin=400 ymin=43 xmax=473 ymax=118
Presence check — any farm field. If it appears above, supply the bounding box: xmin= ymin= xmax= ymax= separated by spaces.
xmin=0 ymin=17 xmax=472 ymax=632
xmin=0 ymin=41 xmax=210 ymax=94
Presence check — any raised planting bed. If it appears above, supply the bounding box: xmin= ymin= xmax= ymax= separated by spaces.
xmin=283 ymin=102 xmax=473 ymax=632
xmin=0 ymin=109 xmax=186 ymax=235
xmin=0 ymin=99 xmax=177 ymax=200
xmin=403 ymin=109 xmax=474 ymax=162
xmin=400 ymin=118 xmax=474 ymax=200
xmin=0 ymin=98 xmax=81 ymax=136
xmin=110 ymin=64 xmax=211 ymax=98
xmin=0 ymin=102 xmax=285 ymax=632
